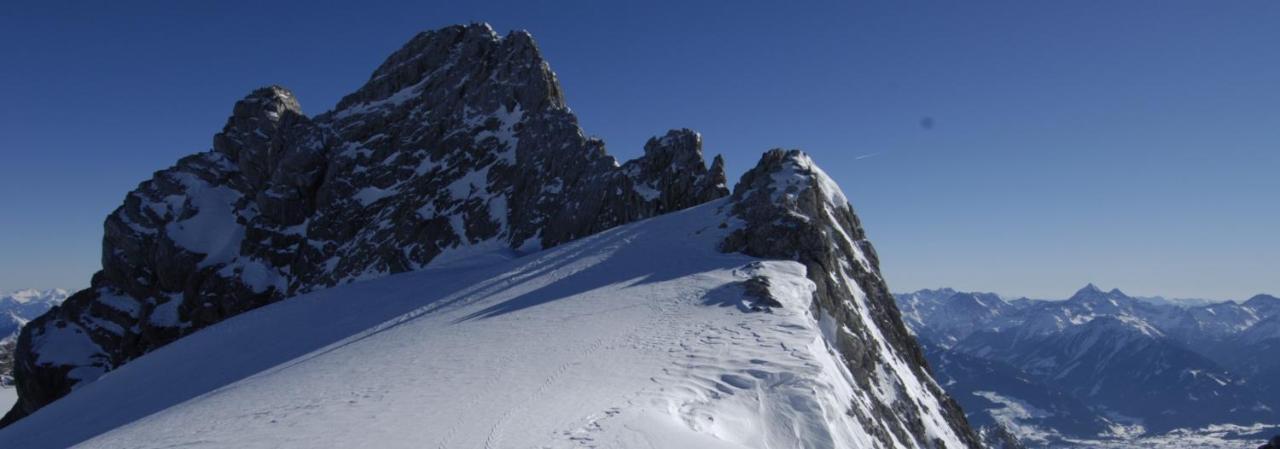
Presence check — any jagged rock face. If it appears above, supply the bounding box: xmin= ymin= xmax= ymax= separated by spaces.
xmin=720 ymin=149 xmax=982 ymax=448
xmin=4 ymin=23 xmax=727 ymax=425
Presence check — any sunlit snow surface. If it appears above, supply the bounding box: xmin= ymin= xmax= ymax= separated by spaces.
xmin=0 ymin=200 xmax=885 ymax=449
xmin=0 ymin=387 xmax=15 ymax=413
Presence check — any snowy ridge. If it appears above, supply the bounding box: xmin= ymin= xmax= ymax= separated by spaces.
xmin=4 ymin=197 xmax=959 ymax=448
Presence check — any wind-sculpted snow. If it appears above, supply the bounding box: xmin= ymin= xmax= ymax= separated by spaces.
xmin=3 ymin=198 xmax=961 ymax=449
xmin=4 ymin=23 xmax=728 ymax=424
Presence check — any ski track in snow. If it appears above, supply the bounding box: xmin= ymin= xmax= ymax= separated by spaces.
xmin=0 ymin=200 xmax=884 ymax=448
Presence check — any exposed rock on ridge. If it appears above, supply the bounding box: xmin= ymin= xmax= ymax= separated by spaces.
xmin=720 ymin=149 xmax=982 ymax=448
xmin=4 ymin=23 xmax=728 ymax=425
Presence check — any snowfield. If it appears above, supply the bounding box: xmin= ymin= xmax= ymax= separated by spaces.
xmin=0 ymin=200 xmax=891 ymax=449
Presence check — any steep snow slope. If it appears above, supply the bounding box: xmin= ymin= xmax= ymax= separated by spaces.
xmin=0 ymin=199 xmax=965 ymax=448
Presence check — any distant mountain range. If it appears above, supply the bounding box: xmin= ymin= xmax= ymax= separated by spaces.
xmin=896 ymin=285 xmax=1280 ymax=447
xmin=0 ymin=289 xmax=67 ymax=342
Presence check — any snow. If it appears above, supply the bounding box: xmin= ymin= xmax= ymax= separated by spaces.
xmin=94 ymin=289 xmax=141 ymax=317
xmin=0 ymin=387 xmax=15 ymax=414
xmin=633 ymin=182 xmax=661 ymax=201
xmin=29 ymin=321 xmax=107 ymax=384
xmin=446 ymin=165 xmax=490 ymax=200
xmin=769 ymin=153 xmax=850 ymax=214
xmin=162 ymin=173 xmax=245 ymax=268
xmin=218 ymin=259 xmax=287 ymax=294
xmin=352 ymin=185 xmax=398 ymax=206
xmin=332 ymin=76 xmax=430 ymax=119
xmin=472 ymin=105 xmax=523 ymax=165
xmin=0 ymin=199 xmax=948 ymax=449
xmin=148 ymin=294 xmax=187 ymax=328
xmin=974 ymin=390 xmax=1055 ymax=443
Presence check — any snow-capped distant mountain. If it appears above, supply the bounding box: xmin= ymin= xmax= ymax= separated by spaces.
xmin=0 ymin=289 xmax=66 ymax=344
xmin=0 ymin=289 xmax=67 ymax=336
xmin=0 ymin=288 xmax=68 ymax=356
xmin=0 ymin=23 xmax=981 ymax=449
xmin=895 ymin=285 xmax=1280 ymax=447
xmin=897 ymin=289 xmax=1013 ymax=347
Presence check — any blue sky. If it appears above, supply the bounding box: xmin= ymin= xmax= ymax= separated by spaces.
xmin=1 ymin=1 xmax=1277 ymax=299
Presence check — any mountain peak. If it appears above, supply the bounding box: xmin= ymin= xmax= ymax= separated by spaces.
xmin=1069 ymin=283 xmax=1133 ymax=301
xmin=3 ymin=23 xmax=730 ymax=425
xmin=334 ymin=22 xmax=563 ymax=116
xmin=1246 ymin=294 xmax=1280 ymax=305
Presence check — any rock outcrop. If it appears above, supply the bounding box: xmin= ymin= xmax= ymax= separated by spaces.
xmin=720 ymin=150 xmax=982 ymax=448
xmin=3 ymin=23 xmax=727 ymax=425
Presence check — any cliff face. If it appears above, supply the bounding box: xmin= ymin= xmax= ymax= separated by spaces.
xmin=4 ymin=23 xmax=727 ymax=424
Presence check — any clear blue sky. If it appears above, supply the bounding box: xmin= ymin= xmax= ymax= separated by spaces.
xmin=2 ymin=1 xmax=1277 ymax=300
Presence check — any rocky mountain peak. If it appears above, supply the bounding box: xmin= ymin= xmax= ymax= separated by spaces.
xmin=1068 ymin=283 xmax=1131 ymax=304
xmin=643 ymin=128 xmax=701 ymax=160
xmin=332 ymin=22 xmax=563 ymax=119
xmin=2 ymin=24 xmax=726 ymax=426
xmin=1075 ymin=283 xmax=1103 ymax=296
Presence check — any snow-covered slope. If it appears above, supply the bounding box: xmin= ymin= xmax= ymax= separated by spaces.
xmin=0 ymin=196 xmax=967 ymax=448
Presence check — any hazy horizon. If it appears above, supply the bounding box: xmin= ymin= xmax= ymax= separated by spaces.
xmin=2 ymin=1 xmax=1277 ymax=299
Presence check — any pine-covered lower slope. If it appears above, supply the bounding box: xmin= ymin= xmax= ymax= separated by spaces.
xmin=0 ymin=196 xmax=970 ymax=449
